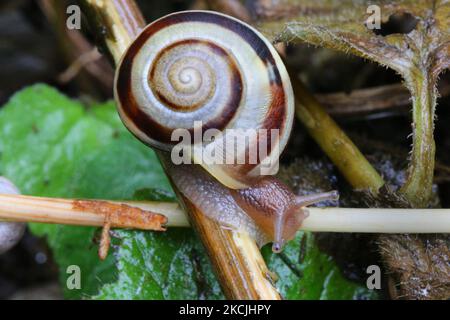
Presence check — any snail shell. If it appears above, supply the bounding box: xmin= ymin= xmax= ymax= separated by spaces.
xmin=115 ymin=10 xmax=294 ymax=189
xmin=114 ymin=11 xmax=338 ymax=252
xmin=0 ymin=177 xmax=25 ymax=254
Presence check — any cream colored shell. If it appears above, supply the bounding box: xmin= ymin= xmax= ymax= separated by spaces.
xmin=114 ymin=10 xmax=294 ymax=189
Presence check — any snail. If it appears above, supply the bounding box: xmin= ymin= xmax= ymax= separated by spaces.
xmin=114 ymin=10 xmax=338 ymax=252
xmin=0 ymin=177 xmax=26 ymax=254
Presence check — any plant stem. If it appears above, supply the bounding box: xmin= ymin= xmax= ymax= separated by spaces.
xmin=0 ymin=194 xmax=171 ymax=230
xmin=400 ymin=72 xmax=436 ymax=207
xmin=182 ymin=197 xmax=280 ymax=299
xmin=78 ymin=0 xmax=280 ymax=299
xmin=78 ymin=0 xmax=146 ymax=64
xmin=315 ymin=83 xmax=412 ymax=116
xmin=315 ymin=81 xmax=450 ymax=116
xmin=2 ymin=194 xmax=450 ymax=234
xmin=302 ymin=208 xmax=450 ymax=233
xmin=291 ymin=76 xmax=385 ymax=193
xmin=39 ymin=0 xmax=114 ymax=96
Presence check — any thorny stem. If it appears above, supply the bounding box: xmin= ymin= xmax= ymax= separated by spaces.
xmin=400 ymin=72 xmax=436 ymax=207
xmin=291 ymin=76 xmax=385 ymax=193
xmin=78 ymin=0 xmax=280 ymax=299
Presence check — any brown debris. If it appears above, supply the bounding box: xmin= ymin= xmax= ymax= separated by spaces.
xmin=379 ymin=234 xmax=450 ymax=300
xmin=39 ymin=0 xmax=114 ymax=97
xmin=58 ymin=49 xmax=104 ymax=84
xmin=98 ymin=221 xmax=111 ymax=260
xmin=206 ymin=0 xmax=252 ymax=23
xmin=316 ymin=80 xmax=450 ymax=116
xmin=250 ymin=0 xmax=335 ymax=21
xmin=349 ymin=140 xmax=450 ymax=299
xmin=73 ymin=200 xmax=167 ymax=260
xmin=73 ymin=200 xmax=168 ymax=231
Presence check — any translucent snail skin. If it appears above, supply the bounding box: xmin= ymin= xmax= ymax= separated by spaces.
xmin=114 ymin=10 xmax=338 ymax=252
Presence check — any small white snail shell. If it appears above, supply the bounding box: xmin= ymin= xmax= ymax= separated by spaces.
xmin=0 ymin=177 xmax=26 ymax=254
xmin=115 ymin=10 xmax=294 ymax=189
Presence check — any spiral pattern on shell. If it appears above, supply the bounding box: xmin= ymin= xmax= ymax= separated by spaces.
xmin=115 ymin=11 xmax=294 ymax=188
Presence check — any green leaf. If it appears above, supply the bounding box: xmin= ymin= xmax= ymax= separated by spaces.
xmin=0 ymin=84 xmax=375 ymax=300
xmin=0 ymin=84 xmax=222 ymax=299
xmin=95 ymin=229 xmax=223 ymax=300
xmin=0 ymin=84 xmax=120 ymax=298
xmin=262 ymin=232 xmax=376 ymax=300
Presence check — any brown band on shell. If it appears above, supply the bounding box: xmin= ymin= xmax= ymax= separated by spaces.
xmin=148 ymin=39 xmax=241 ymax=113
xmin=116 ymin=38 xmax=243 ymax=146
xmin=174 ymin=12 xmax=289 ymax=169
xmin=228 ymin=82 xmax=287 ymax=183
xmin=116 ymin=10 xmax=288 ymax=166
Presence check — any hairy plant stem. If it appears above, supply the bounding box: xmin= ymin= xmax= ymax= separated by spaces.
xmin=291 ymin=76 xmax=385 ymax=193
xmin=77 ymin=0 xmax=280 ymax=299
xmin=400 ymin=72 xmax=436 ymax=207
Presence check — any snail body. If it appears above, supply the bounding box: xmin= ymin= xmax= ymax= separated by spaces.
xmin=115 ymin=11 xmax=337 ymax=252
xmin=166 ymin=159 xmax=338 ymax=252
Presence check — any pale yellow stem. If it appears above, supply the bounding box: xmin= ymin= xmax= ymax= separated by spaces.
xmin=2 ymin=194 xmax=450 ymax=234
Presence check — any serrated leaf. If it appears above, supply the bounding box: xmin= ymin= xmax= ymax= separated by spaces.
xmin=255 ymin=0 xmax=450 ymax=207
